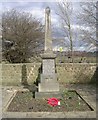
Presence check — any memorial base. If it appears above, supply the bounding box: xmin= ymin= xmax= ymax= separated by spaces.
xmin=35 ymin=52 xmax=60 ymax=99
xmin=35 ymin=92 xmax=61 ymax=99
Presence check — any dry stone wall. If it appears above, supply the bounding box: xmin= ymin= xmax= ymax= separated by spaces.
xmin=1 ymin=63 xmax=96 ymax=86
xmin=56 ymin=63 xmax=96 ymax=84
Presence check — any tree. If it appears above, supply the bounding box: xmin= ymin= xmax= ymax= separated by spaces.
xmin=56 ymin=1 xmax=74 ymax=62
xmin=78 ymin=1 xmax=98 ymax=51
xmin=2 ymin=9 xmax=44 ymax=63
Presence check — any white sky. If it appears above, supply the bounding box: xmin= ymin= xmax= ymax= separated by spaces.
xmin=1 ymin=0 xmax=97 ymax=2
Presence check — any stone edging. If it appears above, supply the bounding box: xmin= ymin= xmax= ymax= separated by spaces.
xmin=2 ymin=89 xmax=96 ymax=118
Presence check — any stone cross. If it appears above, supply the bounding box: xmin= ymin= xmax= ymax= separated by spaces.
xmin=45 ymin=7 xmax=52 ymax=52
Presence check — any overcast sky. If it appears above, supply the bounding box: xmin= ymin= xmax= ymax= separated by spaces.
xmin=1 ymin=2 xmax=79 ymax=32
xmin=1 ymin=2 xmax=69 ymax=25
xmin=1 ymin=1 xmax=97 ymax=51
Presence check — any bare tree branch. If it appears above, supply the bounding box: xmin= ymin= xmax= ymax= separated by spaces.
xmin=2 ymin=9 xmax=44 ymax=63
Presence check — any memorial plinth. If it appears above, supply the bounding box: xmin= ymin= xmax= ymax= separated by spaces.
xmin=35 ymin=7 xmax=60 ymax=98
xmin=35 ymin=52 xmax=60 ymax=98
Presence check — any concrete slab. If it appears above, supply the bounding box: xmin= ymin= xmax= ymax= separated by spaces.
xmin=2 ymin=111 xmax=96 ymax=118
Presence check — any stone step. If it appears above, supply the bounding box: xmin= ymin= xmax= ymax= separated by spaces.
xmin=38 ymin=82 xmax=59 ymax=92
xmin=35 ymin=92 xmax=61 ymax=99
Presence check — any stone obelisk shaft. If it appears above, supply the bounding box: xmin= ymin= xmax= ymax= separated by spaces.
xmin=45 ymin=7 xmax=52 ymax=52
xmin=35 ymin=7 xmax=60 ymax=98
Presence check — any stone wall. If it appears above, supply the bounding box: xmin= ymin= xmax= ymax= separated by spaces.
xmin=1 ymin=63 xmax=96 ymax=86
xmin=2 ymin=63 xmax=41 ymax=86
xmin=56 ymin=63 xmax=96 ymax=84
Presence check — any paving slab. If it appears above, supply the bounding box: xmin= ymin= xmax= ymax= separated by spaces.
xmin=2 ymin=111 xmax=96 ymax=118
